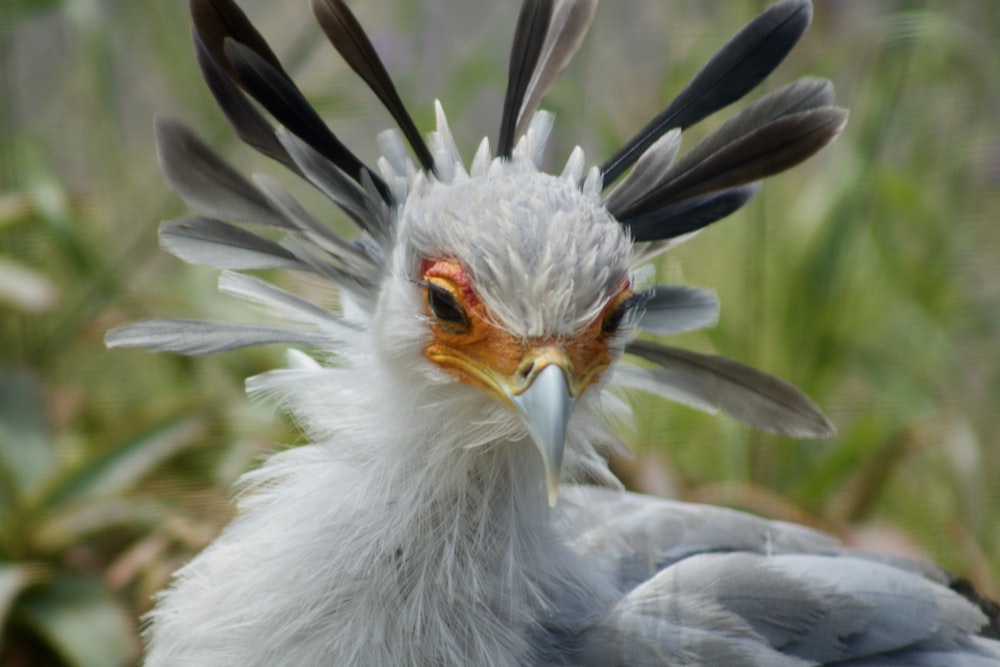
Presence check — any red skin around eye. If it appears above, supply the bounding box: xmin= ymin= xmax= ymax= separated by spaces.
xmin=419 ymin=258 xmax=481 ymax=310
xmin=418 ymin=254 xmax=632 ymax=397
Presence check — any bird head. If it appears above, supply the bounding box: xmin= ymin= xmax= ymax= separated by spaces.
xmin=108 ymin=0 xmax=844 ymax=506
xmin=378 ymin=156 xmax=635 ymax=504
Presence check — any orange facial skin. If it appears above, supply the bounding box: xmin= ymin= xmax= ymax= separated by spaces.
xmin=420 ymin=258 xmax=630 ymax=406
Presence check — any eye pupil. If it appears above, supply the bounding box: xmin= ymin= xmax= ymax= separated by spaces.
xmin=427 ymin=284 xmax=468 ymax=328
xmin=602 ymin=305 xmax=626 ymax=335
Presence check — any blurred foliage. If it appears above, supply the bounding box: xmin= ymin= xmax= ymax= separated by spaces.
xmin=1 ymin=0 xmax=998 ymax=664
xmin=0 ymin=369 xmax=212 ymax=666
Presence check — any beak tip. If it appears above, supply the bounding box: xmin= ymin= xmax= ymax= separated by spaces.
xmin=547 ymin=477 xmax=560 ymax=507
xmin=508 ymin=363 xmax=575 ymax=509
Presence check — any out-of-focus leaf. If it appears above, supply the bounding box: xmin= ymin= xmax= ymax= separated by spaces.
xmin=44 ymin=415 xmax=205 ymax=509
xmin=15 ymin=575 xmax=137 ymax=667
xmin=29 ymin=180 xmax=98 ymax=278
xmin=0 ymin=562 xmax=33 ymax=630
xmin=791 ymin=415 xmax=889 ymax=507
xmin=0 ymin=368 xmax=56 ymax=502
xmin=0 ymin=193 xmax=36 ymax=228
xmin=0 ymin=259 xmax=60 ymax=312
xmin=32 ymin=497 xmax=175 ymax=552
xmin=831 ymin=425 xmax=918 ymax=523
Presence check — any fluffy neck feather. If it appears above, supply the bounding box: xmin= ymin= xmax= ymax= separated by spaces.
xmin=145 ymin=357 xmax=615 ymax=667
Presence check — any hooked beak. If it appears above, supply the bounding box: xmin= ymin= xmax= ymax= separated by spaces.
xmin=424 ymin=307 xmax=611 ymax=507
xmin=419 ymin=259 xmax=622 ymax=508
xmin=508 ymin=362 xmax=575 ymax=507
xmin=425 ymin=335 xmax=608 ymax=506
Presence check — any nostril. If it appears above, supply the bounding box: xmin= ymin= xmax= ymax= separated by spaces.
xmin=519 ymin=361 xmax=535 ymax=380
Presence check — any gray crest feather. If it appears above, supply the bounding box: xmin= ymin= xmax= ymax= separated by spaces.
xmin=190 ymin=0 xmax=386 ymax=190
xmin=155 ymin=117 xmax=289 ymax=228
xmin=279 ymin=235 xmax=376 ymax=303
xmin=217 ymin=271 xmax=358 ymax=335
xmin=105 ymin=319 xmax=330 ymax=355
xmin=275 ymin=128 xmax=386 ymax=239
xmin=604 ymin=129 xmax=682 ymax=216
xmin=251 ymin=174 xmax=381 ymax=279
xmin=221 ymin=37 xmax=389 ymax=201
xmin=158 ymin=217 xmax=305 ymax=271
xmin=189 ymin=0 xmax=286 ymax=83
xmin=633 ymin=285 xmax=719 ymax=336
xmin=623 ymin=339 xmax=835 ymax=438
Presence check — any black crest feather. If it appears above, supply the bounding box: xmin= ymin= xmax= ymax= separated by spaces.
xmin=192 ymin=33 xmax=297 ymax=171
xmin=190 ymin=0 xmax=390 ymax=203
xmin=498 ymin=0 xmax=555 ymax=158
xmin=189 ymin=0 xmax=285 ymax=81
xmin=601 ymin=0 xmax=813 ymax=185
xmin=311 ymin=0 xmax=436 ymax=173
xmin=618 ymin=106 xmax=847 ymax=220
xmin=611 ymin=78 xmax=843 ymax=241
xmin=514 ymin=0 xmax=599 ymax=138
xmin=623 ymin=185 xmax=761 ymax=243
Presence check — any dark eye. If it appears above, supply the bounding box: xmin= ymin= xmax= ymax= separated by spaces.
xmin=601 ymin=302 xmax=628 ymax=336
xmin=427 ymin=283 xmax=469 ymax=329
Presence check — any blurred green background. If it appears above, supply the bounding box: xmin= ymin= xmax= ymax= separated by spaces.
xmin=1 ymin=0 xmax=998 ymax=664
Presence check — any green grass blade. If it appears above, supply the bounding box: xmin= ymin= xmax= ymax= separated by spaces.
xmin=43 ymin=415 xmax=205 ymax=509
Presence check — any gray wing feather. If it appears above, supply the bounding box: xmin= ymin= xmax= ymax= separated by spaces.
xmin=583 ymin=552 xmax=989 ymax=666
xmin=851 ymin=638 xmax=1000 ymax=666
xmin=775 ymin=555 xmax=987 ymax=656
xmin=564 ymin=488 xmax=996 ymax=665
xmin=559 ymin=487 xmax=835 ymax=589
xmin=582 ymin=598 xmax=813 ymax=667
xmin=581 ymin=556 xmax=822 ymax=667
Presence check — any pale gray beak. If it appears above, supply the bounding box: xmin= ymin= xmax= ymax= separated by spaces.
xmin=509 ymin=363 xmax=575 ymax=507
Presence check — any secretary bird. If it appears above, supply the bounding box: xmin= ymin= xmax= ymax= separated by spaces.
xmin=108 ymin=0 xmax=1000 ymax=664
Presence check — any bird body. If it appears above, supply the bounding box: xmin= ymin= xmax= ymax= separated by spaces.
xmin=109 ymin=0 xmax=1000 ymax=664
xmin=142 ymin=145 xmax=634 ymax=665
